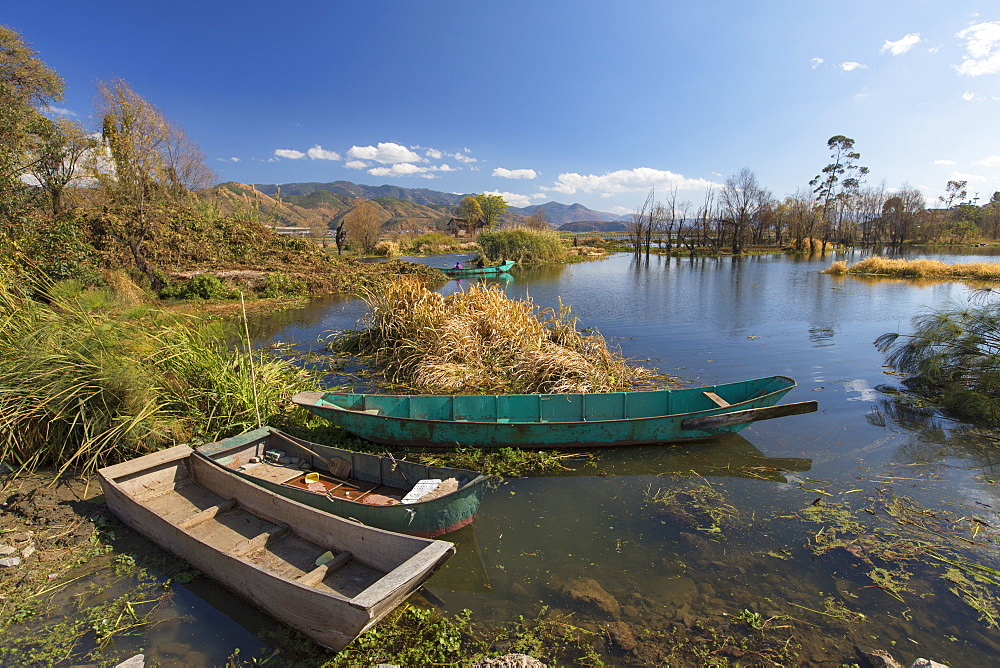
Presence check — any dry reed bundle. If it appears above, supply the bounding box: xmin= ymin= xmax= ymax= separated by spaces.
xmin=332 ymin=277 xmax=657 ymax=394
xmin=823 ymin=256 xmax=1000 ymax=281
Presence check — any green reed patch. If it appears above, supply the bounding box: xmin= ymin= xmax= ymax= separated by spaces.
xmin=0 ymin=268 xmax=318 ymax=474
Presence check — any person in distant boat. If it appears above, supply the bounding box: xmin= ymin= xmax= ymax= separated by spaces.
xmin=475 ymin=257 xmax=485 ymax=268
xmin=454 ymin=261 xmax=463 ymax=269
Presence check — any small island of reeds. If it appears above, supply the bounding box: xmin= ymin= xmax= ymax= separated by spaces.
xmin=824 ymin=256 xmax=1000 ymax=282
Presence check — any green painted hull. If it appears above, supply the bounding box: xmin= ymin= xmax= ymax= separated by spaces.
xmin=441 ymin=260 xmax=516 ymax=277
xmin=291 ymin=376 xmax=817 ymax=449
xmin=196 ymin=428 xmax=491 ymax=537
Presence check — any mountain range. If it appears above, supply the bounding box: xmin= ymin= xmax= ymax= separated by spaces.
xmin=232 ymin=180 xmax=628 ymax=229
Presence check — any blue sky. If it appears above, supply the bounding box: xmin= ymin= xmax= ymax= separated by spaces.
xmin=8 ymin=1 xmax=1000 ymax=214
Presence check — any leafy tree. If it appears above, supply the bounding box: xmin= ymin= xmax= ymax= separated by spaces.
xmin=809 ymin=135 xmax=869 ymax=250
xmin=28 ymin=117 xmax=95 ymax=216
xmin=474 ymin=193 xmax=507 ymax=229
xmin=455 ymin=196 xmax=483 ymax=228
xmin=0 ymin=25 xmax=65 ymax=238
xmin=90 ymin=79 xmax=215 ymax=289
xmin=938 ymin=180 xmax=968 ymax=209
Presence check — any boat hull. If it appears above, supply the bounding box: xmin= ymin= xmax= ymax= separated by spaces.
xmin=292 ymin=376 xmax=817 ymax=449
xmin=98 ymin=446 xmax=454 ymax=650
xmin=440 ymin=260 xmax=516 ymax=277
xmin=197 ymin=428 xmax=490 ymax=537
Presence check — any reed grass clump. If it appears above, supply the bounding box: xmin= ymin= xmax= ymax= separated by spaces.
xmin=476 ymin=227 xmax=565 ymax=264
xmin=374 ymin=240 xmax=401 ymax=257
xmin=824 ymin=256 xmax=1000 ymax=282
xmin=330 ymin=277 xmax=658 ymax=394
xmin=0 ymin=268 xmax=317 ymax=474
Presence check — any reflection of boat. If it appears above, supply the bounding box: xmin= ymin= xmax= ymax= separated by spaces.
xmin=441 ymin=260 xmax=516 ymax=277
xmin=292 ymin=375 xmax=817 ymax=449
xmin=565 ymin=433 xmax=813 ymax=483
xmin=196 ymin=427 xmax=491 ymax=537
xmin=98 ymin=445 xmax=454 ymax=650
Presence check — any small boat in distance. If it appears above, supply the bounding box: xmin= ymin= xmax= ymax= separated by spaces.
xmin=196 ymin=427 xmax=491 ymax=537
xmin=98 ymin=445 xmax=454 ymax=650
xmin=292 ymin=375 xmax=818 ymax=449
xmin=441 ymin=259 xmax=516 ymax=277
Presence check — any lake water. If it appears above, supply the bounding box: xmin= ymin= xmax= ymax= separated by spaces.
xmin=152 ymin=250 xmax=1000 ymax=665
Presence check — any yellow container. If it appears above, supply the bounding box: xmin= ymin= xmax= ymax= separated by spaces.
xmin=304 ymin=472 xmax=319 ymax=483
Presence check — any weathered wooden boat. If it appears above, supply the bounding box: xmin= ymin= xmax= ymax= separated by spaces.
xmin=441 ymin=259 xmax=516 ymax=277
xmin=292 ymin=375 xmax=817 ymax=449
xmin=97 ymin=445 xmax=455 ymax=650
xmin=196 ymin=427 xmax=491 ymax=537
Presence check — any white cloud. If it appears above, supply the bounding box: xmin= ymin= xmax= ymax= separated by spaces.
xmin=425 ymin=148 xmax=443 ymax=159
xmin=975 ymin=155 xmax=1000 ymax=166
xmin=543 ymin=167 xmax=719 ymax=196
xmin=453 ymin=152 xmax=477 ymax=163
xmin=840 ymin=61 xmax=868 ymax=71
xmin=881 ymin=33 xmax=921 ymax=56
xmin=43 ymin=105 xmax=76 ymax=117
xmin=434 ymin=164 xmax=457 ymax=172
xmin=610 ymin=206 xmax=633 ymax=215
xmin=216 ymin=157 xmax=241 ymax=163
xmin=345 ymin=160 xmax=368 ymax=169
xmin=493 ymin=167 xmax=538 ymax=180
xmin=368 ymin=163 xmax=433 ymax=177
xmin=933 ymin=159 xmax=957 ymax=165
xmin=949 ymin=171 xmax=992 ymax=184
xmin=956 ymin=21 xmax=1000 ymax=76
xmin=274 ymin=149 xmax=306 ymax=159
xmin=306 ymin=145 xmax=340 ymax=160
xmin=963 ymin=91 xmax=977 ymax=101
xmin=483 ymin=190 xmax=533 ymax=207
xmin=810 ymin=57 xmax=824 ymax=69
xmin=347 ymin=142 xmax=423 ymax=164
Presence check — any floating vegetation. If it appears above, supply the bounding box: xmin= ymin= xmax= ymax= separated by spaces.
xmin=643 ymin=475 xmax=740 ymax=536
xmin=824 ymin=256 xmax=1000 ymax=282
xmin=328 ymin=277 xmax=663 ymax=394
xmin=798 ymin=490 xmax=1000 ymax=625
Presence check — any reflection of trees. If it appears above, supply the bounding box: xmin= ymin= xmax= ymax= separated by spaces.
xmin=867 ymin=389 xmax=1000 ymax=475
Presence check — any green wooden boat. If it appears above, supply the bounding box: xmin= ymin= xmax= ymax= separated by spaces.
xmin=440 ymin=259 xmax=515 ymax=277
xmin=196 ymin=427 xmax=491 ymax=537
xmin=291 ymin=375 xmax=817 ymax=449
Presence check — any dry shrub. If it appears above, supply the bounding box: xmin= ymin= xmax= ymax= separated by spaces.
xmin=826 ymin=256 xmax=1000 ymax=281
xmin=374 ymin=240 xmax=401 ymax=257
xmin=101 ymin=269 xmax=149 ymax=306
xmin=334 ymin=277 xmax=657 ymax=394
xmin=824 ymin=261 xmax=848 ymax=275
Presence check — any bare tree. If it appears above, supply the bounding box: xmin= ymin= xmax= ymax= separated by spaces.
xmin=720 ymin=167 xmax=767 ymax=254
xmin=523 ymin=209 xmax=549 ymax=229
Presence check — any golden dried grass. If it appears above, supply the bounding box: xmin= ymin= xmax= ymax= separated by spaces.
xmin=336 ymin=277 xmax=657 ymax=394
xmin=823 ymin=256 xmax=1000 ymax=281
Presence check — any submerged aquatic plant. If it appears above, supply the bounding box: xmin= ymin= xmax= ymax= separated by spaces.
xmin=329 ymin=277 xmax=660 ymax=394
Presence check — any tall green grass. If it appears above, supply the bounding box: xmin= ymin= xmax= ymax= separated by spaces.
xmin=476 ymin=227 xmax=565 ymax=264
xmin=0 ymin=268 xmax=317 ymax=474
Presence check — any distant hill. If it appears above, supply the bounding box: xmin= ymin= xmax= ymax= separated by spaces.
xmin=206 ymin=180 xmax=627 ymax=231
xmin=557 ymin=220 xmax=629 ymax=232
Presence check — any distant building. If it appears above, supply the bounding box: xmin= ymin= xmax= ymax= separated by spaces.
xmin=446 ymin=217 xmax=480 ymax=237
xmin=272 ymin=226 xmax=311 ymax=236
